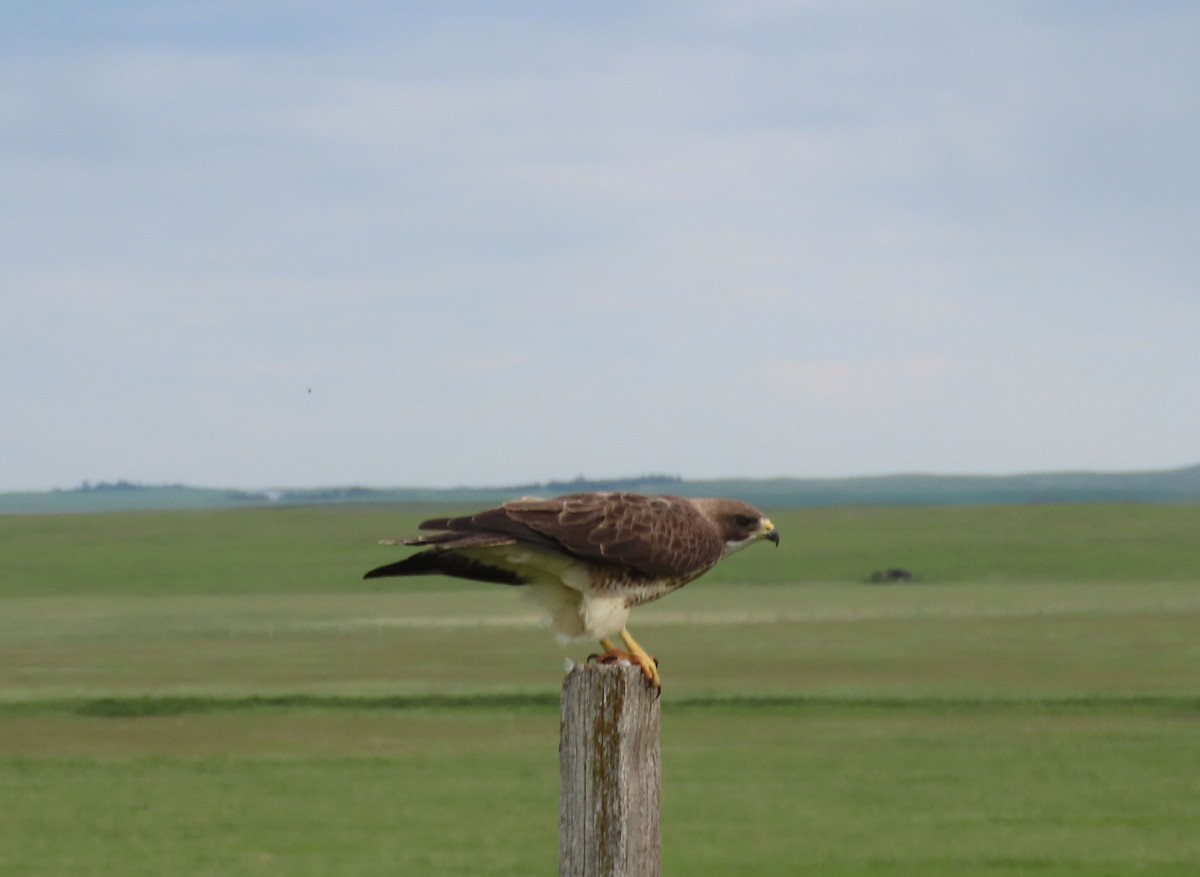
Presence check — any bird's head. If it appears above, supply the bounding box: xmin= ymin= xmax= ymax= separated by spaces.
xmin=694 ymin=499 xmax=780 ymax=556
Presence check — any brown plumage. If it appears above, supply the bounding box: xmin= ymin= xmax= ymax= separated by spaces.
xmin=364 ymin=492 xmax=779 ymax=688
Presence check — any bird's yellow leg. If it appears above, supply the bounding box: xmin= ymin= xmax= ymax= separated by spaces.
xmin=589 ymin=633 xmax=660 ymax=688
xmin=591 ymin=638 xmax=631 ymax=664
xmin=618 ymin=627 xmax=661 ymax=689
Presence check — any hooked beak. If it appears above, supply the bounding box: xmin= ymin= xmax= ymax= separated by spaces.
xmin=761 ymin=519 xmax=780 ymax=546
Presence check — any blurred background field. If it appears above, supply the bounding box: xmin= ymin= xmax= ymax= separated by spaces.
xmin=2 ymin=504 xmax=1198 ymax=875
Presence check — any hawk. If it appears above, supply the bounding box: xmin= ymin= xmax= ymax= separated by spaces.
xmin=363 ymin=491 xmax=779 ymax=688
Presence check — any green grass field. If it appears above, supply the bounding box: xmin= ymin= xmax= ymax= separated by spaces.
xmin=2 ymin=504 xmax=1199 ymax=875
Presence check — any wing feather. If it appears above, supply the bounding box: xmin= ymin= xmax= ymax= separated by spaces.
xmin=415 ymin=492 xmax=723 ymax=579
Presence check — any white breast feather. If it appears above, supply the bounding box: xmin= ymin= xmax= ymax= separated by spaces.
xmin=579 ymin=594 xmax=632 ymax=641
xmin=523 ymin=581 xmax=587 ymax=641
xmin=494 ymin=550 xmax=632 ymax=642
xmin=461 ymin=545 xmax=658 ymax=642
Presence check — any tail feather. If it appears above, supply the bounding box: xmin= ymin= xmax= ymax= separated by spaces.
xmin=363 ymin=549 xmax=528 ymax=586
xmin=379 ymin=532 xmax=511 ymax=548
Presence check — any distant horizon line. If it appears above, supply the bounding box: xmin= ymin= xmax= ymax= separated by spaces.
xmin=6 ymin=461 xmax=1199 ymax=496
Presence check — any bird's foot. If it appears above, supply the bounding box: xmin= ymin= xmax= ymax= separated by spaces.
xmin=619 ymin=629 xmax=661 ymax=691
xmin=625 ymin=648 xmax=661 ymax=691
xmin=588 ymin=639 xmax=661 ymax=691
xmin=588 ymin=646 xmax=633 ymax=665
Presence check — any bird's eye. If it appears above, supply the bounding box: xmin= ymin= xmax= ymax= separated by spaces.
xmin=734 ymin=514 xmax=756 ymax=528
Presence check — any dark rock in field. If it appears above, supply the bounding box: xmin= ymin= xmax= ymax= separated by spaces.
xmin=868 ymin=568 xmax=915 ymax=584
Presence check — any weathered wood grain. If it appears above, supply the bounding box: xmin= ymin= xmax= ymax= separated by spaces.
xmin=559 ymin=664 xmax=661 ymax=877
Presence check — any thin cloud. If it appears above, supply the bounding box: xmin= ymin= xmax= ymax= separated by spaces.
xmin=2 ymin=3 xmax=1198 ymax=490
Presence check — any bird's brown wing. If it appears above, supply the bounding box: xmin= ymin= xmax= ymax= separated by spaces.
xmin=418 ymin=492 xmax=724 ymax=579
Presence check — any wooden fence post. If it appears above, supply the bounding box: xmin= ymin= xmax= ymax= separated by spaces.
xmin=559 ymin=663 xmax=661 ymax=877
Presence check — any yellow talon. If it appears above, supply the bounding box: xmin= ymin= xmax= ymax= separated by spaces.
xmin=590 ymin=631 xmax=661 ymax=689
xmin=619 ymin=627 xmax=661 ymax=689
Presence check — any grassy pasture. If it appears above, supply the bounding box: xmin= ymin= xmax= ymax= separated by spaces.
xmin=5 ymin=502 xmax=1200 ymax=599
xmin=3 ymin=701 xmax=1198 ymax=876
xmin=1 ymin=503 xmax=1199 ymax=875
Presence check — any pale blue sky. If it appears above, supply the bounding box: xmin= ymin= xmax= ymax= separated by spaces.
xmin=3 ymin=2 xmax=1198 ymax=491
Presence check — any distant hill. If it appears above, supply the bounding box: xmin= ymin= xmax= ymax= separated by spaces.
xmin=3 ymin=465 xmax=1200 ymax=514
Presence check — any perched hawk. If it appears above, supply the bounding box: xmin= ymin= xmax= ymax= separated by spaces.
xmin=363 ymin=491 xmax=779 ymax=688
